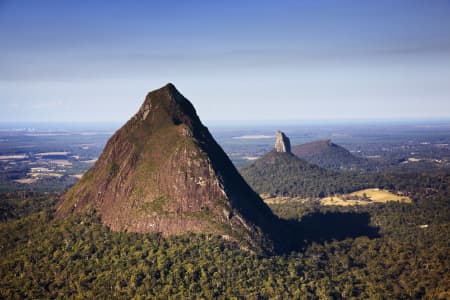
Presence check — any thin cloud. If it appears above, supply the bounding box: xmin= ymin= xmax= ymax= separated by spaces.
xmin=2 ymin=42 xmax=450 ymax=82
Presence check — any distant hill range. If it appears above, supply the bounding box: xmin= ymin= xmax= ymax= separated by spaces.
xmin=57 ymin=84 xmax=284 ymax=254
xmin=240 ymin=133 xmax=370 ymax=198
xmin=291 ymin=139 xmax=374 ymax=171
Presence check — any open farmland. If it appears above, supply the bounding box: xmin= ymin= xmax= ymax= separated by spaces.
xmin=320 ymin=188 xmax=411 ymax=206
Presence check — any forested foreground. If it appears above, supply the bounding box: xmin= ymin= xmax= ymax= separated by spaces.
xmin=0 ymin=174 xmax=449 ymax=299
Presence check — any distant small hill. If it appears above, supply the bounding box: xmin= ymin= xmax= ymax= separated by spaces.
xmin=240 ymin=133 xmax=369 ymax=198
xmin=291 ymin=140 xmax=372 ymax=171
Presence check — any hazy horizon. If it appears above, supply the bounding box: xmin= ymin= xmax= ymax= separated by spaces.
xmin=1 ymin=0 xmax=450 ymax=123
xmin=1 ymin=117 xmax=450 ymax=132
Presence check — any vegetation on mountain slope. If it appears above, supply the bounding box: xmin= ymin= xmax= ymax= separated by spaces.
xmin=240 ymin=151 xmax=372 ymax=198
xmin=291 ymin=140 xmax=374 ymax=171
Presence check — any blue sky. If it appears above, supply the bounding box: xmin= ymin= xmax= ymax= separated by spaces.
xmin=1 ymin=0 xmax=450 ymax=123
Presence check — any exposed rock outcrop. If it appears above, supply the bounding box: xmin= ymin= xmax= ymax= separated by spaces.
xmin=57 ymin=83 xmax=282 ymax=254
xmin=274 ymin=131 xmax=291 ymax=153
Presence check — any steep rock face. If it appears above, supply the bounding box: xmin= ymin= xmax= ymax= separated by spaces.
xmin=57 ymin=83 xmax=281 ymax=254
xmin=274 ymin=131 xmax=291 ymax=153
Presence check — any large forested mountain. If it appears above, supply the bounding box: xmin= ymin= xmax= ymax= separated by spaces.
xmin=291 ymin=139 xmax=373 ymax=171
xmin=240 ymin=150 xmax=370 ymax=198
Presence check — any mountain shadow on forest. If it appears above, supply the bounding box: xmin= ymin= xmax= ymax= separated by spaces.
xmin=275 ymin=212 xmax=380 ymax=253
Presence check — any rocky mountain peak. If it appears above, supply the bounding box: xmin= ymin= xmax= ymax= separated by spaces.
xmin=56 ymin=83 xmax=282 ymax=254
xmin=274 ymin=131 xmax=291 ymax=153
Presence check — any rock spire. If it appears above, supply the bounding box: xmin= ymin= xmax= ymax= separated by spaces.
xmin=274 ymin=131 xmax=291 ymax=153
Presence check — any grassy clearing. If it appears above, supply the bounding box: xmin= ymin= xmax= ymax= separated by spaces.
xmin=50 ymin=159 xmax=72 ymax=166
xmin=14 ymin=178 xmax=38 ymax=184
xmin=0 ymin=155 xmax=28 ymax=160
xmin=262 ymin=188 xmax=411 ymax=206
xmin=321 ymin=188 xmax=411 ymax=206
xmin=261 ymin=194 xmax=309 ymax=205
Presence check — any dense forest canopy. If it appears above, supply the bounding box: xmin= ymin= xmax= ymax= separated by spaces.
xmin=0 ymin=172 xmax=449 ymax=298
